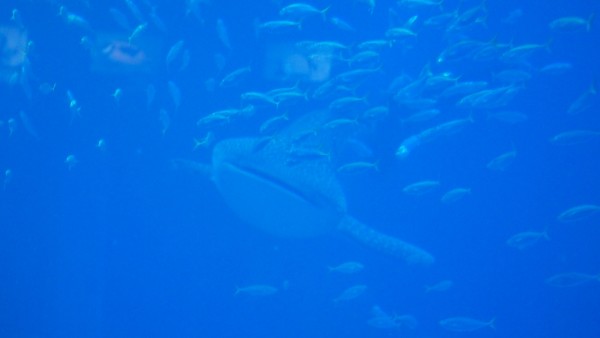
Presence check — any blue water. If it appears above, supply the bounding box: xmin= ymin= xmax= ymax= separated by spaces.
xmin=1 ymin=0 xmax=600 ymax=337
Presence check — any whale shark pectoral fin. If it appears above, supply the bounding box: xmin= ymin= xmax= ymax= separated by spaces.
xmin=339 ymin=216 xmax=435 ymax=266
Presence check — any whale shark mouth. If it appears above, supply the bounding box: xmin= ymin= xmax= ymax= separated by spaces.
xmin=222 ymin=161 xmax=331 ymax=211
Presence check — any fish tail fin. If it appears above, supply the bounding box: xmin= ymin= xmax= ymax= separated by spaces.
xmin=489 ymin=317 xmax=496 ymax=329
xmin=542 ymin=231 xmax=551 ymax=241
xmin=587 ymin=13 xmax=595 ymax=32
xmin=321 ymin=6 xmax=331 ymax=21
xmin=253 ymin=18 xmax=262 ymax=39
xmin=542 ymin=227 xmax=551 ymax=241
xmin=544 ymin=38 xmax=554 ymax=54
xmin=480 ymin=0 xmax=489 ymax=12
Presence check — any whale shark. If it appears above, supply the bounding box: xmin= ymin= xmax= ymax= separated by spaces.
xmin=178 ymin=111 xmax=434 ymax=265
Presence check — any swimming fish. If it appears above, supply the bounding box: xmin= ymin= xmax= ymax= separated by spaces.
xmin=279 ymin=3 xmax=329 ymax=21
xmin=549 ymin=14 xmax=594 ymax=32
xmin=176 ymin=111 xmax=435 ymax=265
xmin=439 ymin=317 xmax=495 ymax=332
xmin=557 ymin=204 xmax=600 ymax=222
xmin=425 ymin=279 xmax=454 ymax=293
xmin=550 ymin=130 xmax=600 ymax=146
xmin=328 ymin=261 xmax=364 ymax=274
xmin=333 ymin=284 xmax=367 ymax=302
xmin=235 ymin=284 xmax=278 ymax=297
xmin=403 ymin=180 xmax=440 ymax=196
xmin=487 ymin=150 xmax=516 ymax=171
xmin=546 ymin=272 xmax=600 ymax=288
xmin=506 ymin=230 xmax=549 ymax=250
xmin=441 ymin=188 xmax=471 ymax=204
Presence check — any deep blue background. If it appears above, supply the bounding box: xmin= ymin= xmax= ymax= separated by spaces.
xmin=1 ymin=0 xmax=600 ymax=337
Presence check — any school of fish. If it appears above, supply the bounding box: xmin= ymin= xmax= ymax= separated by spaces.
xmin=1 ymin=0 xmax=599 ymax=335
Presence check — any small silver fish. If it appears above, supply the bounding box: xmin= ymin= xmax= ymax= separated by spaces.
xmin=3 ymin=169 xmax=13 ymax=190
xmin=425 ymin=279 xmax=453 ymax=293
xmin=440 ymin=317 xmax=495 ymax=332
xmin=337 ymin=161 xmax=378 ymax=174
xmin=550 ymin=130 xmax=600 ymax=146
xmin=557 ymin=204 xmax=600 ymax=222
xmin=333 ymin=284 xmax=367 ymax=302
xmin=328 ymin=261 xmax=364 ymax=274
xmin=506 ymin=230 xmax=549 ymax=250
xmin=549 ymin=14 xmax=594 ymax=32
xmin=403 ymin=180 xmax=440 ymax=196
xmin=257 ymin=20 xmax=302 ymax=33
xmin=567 ymin=84 xmax=597 ymax=115
xmin=546 ymin=272 xmax=600 ymax=288
xmin=65 ymin=154 xmax=78 ymax=171
xmin=487 ymin=150 xmax=516 ymax=171
xmin=441 ymin=188 xmax=471 ymax=204
xmin=235 ymin=284 xmax=278 ymax=297
xmin=220 ymin=67 xmax=252 ymax=88
xmin=279 ymin=3 xmax=329 ymax=21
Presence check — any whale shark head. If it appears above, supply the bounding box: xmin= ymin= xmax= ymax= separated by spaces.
xmin=211 ymin=136 xmax=347 ymax=238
